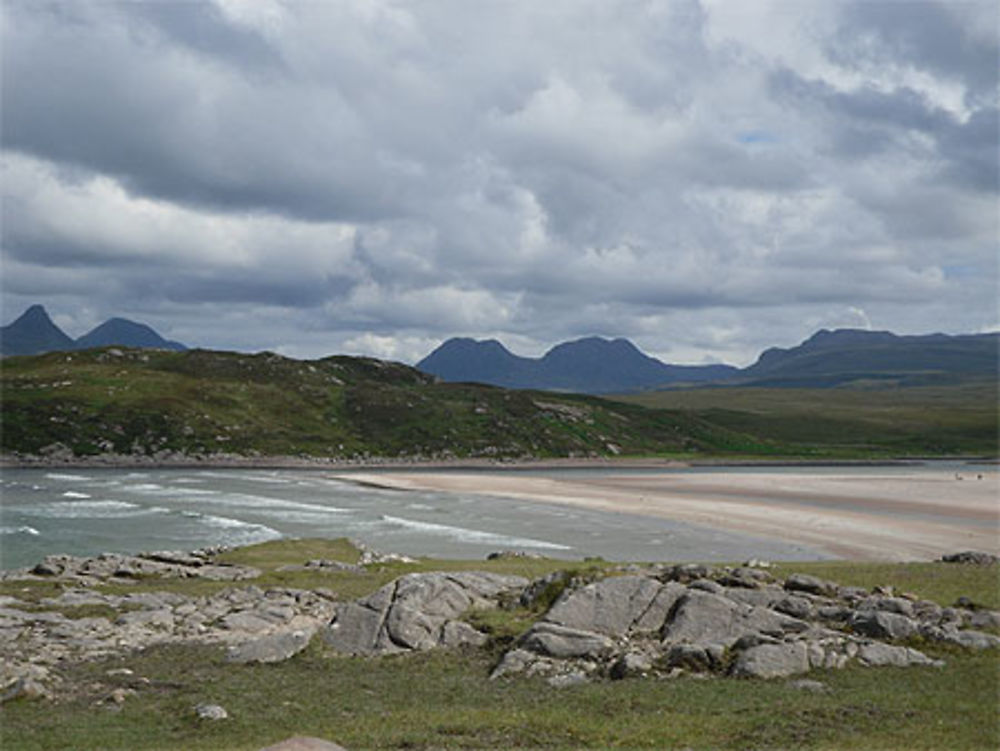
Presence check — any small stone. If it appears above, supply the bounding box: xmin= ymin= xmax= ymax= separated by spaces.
xmin=547 ymin=671 xmax=589 ymax=688
xmin=610 ymin=652 xmax=653 ymax=680
xmin=195 ymin=702 xmax=229 ymax=720
xmin=257 ymin=737 xmax=349 ymax=751
xmin=788 ymin=678 xmax=829 ymax=693
xmin=108 ymin=687 xmax=134 ymax=705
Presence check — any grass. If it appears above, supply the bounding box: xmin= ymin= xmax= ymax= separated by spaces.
xmin=0 ymin=348 xmax=772 ymax=461
xmin=4 ymin=640 xmax=997 ymax=750
xmin=615 ymin=381 xmax=999 ymax=457
xmin=2 ymin=539 xmax=998 ymax=750
xmin=6 ymin=347 xmax=995 ymax=464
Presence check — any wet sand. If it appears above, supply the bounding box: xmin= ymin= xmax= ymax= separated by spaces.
xmin=331 ymin=469 xmax=1000 ymax=561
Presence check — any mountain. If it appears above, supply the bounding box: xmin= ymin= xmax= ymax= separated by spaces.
xmin=417 ymin=336 xmax=738 ymax=393
xmin=418 ymin=328 xmax=999 ymax=394
xmin=75 ymin=318 xmax=186 ymax=351
xmin=415 ymin=338 xmax=533 ymax=387
xmin=0 ymin=305 xmax=186 ymax=356
xmin=0 ymin=305 xmax=76 ymax=357
xmin=740 ymin=329 xmax=999 ymax=387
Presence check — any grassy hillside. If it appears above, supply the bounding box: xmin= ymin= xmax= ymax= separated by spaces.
xmin=615 ymin=381 xmax=999 ymax=456
xmin=0 ymin=347 xmax=771 ymax=461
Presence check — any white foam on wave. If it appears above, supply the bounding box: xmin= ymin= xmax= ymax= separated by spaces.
xmin=172 ymin=491 xmax=352 ymax=516
xmin=45 ymin=473 xmax=90 ymax=482
xmin=406 ymin=503 xmax=437 ymax=511
xmin=128 ymin=483 xmax=221 ymax=498
xmin=20 ymin=500 xmax=169 ymax=519
xmin=196 ymin=471 xmax=292 ymax=485
xmin=378 ymin=514 xmax=571 ymax=550
xmin=0 ymin=525 xmax=40 ymax=536
xmin=183 ymin=512 xmax=282 ymax=545
xmin=62 ymin=491 xmax=92 ymax=499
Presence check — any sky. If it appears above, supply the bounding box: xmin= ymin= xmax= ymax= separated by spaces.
xmin=2 ymin=0 xmax=997 ymax=367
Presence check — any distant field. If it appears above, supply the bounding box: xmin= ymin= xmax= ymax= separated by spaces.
xmin=614 ymin=380 xmax=999 ymax=457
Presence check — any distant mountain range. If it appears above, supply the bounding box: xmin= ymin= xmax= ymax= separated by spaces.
xmin=417 ymin=337 xmax=737 ymax=393
xmin=418 ymin=329 xmax=999 ymax=393
xmin=0 ymin=305 xmax=186 ymax=357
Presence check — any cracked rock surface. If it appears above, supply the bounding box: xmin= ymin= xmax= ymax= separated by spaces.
xmin=321 ymin=571 xmax=528 ymax=654
xmin=488 ymin=564 xmax=999 ymax=683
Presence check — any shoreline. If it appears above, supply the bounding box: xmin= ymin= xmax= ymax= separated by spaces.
xmin=2 ymin=452 xmax=995 ymax=472
xmin=330 ymin=468 xmax=1000 ymax=562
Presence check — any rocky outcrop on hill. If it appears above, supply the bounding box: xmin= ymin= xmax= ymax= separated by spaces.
xmin=485 ymin=565 xmax=999 ymax=684
xmin=3 ymin=548 xmax=261 ymax=585
xmin=0 ymin=582 xmax=337 ymax=700
xmin=3 ymin=549 xmax=998 ymax=704
xmin=0 ymin=548 xmax=343 ymax=702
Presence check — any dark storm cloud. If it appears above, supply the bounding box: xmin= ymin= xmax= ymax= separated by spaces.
xmin=831 ymin=0 xmax=999 ymax=97
xmin=1 ymin=0 xmax=997 ymax=365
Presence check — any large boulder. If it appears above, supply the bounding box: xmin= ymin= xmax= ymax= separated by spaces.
xmin=661 ymin=590 xmax=808 ymax=648
xmin=322 ymin=572 xmax=527 ymax=655
xmin=542 ymin=576 xmax=684 ymax=637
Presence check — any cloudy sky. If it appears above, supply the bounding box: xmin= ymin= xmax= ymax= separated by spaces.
xmin=2 ymin=0 xmax=997 ymax=366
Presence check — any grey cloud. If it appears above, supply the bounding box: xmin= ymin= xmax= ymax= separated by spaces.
xmin=831 ymin=1 xmax=999 ymax=97
xmin=1 ymin=0 xmax=996 ymax=365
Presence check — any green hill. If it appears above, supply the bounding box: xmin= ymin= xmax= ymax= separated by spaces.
xmin=0 ymin=347 xmax=768 ymax=461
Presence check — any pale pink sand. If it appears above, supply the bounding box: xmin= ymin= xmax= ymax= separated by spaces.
xmin=332 ymin=469 xmax=999 ymax=561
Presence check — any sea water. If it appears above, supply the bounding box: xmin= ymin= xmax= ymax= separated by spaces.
xmin=0 ymin=466 xmax=849 ymax=569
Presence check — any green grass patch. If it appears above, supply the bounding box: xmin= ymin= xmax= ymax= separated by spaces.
xmin=3 ymin=641 xmax=997 ymax=750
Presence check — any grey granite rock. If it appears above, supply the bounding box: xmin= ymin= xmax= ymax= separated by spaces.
xmin=849 ymin=610 xmax=918 ymax=640
xmin=732 ymin=642 xmax=811 ymax=679
xmin=520 ymin=622 xmax=614 ymax=658
xmin=226 ymin=627 xmax=315 ymax=664
xmin=543 ymin=575 xmax=671 ymax=637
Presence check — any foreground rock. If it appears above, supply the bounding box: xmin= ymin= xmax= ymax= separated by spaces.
xmin=310 ymin=562 xmax=1000 ymax=686
xmin=482 ymin=564 xmax=1000 ymax=683
xmin=321 ymin=571 xmax=528 ymax=654
xmin=3 ymin=547 xmax=998 ymax=703
xmin=3 ymin=548 xmax=261 ymax=585
xmin=0 ymin=546 xmax=342 ymax=702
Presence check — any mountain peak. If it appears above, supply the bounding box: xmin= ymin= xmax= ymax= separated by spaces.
xmin=1 ymin=305 xmax=187 ymax=356
xmin=75 ymin=317 xmax=186 ymax=351
xmin=1 ymin=304 xmax=75 ymax=356
xmin=417 ymin=335 xmax=734 ymax=393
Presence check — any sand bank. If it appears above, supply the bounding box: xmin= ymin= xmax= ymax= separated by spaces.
xmin=331 ymin=469 xmax=999 ymax=561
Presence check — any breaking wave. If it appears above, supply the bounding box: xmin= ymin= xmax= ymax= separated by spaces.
xmin=378 ymin=515 xmax=571 ymax=550
xmin=0 ymin=525 xmax=40 ymax=536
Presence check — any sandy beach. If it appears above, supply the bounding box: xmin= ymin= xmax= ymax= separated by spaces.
xmin=332 ymin=468 xmax=1000 ymax=561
